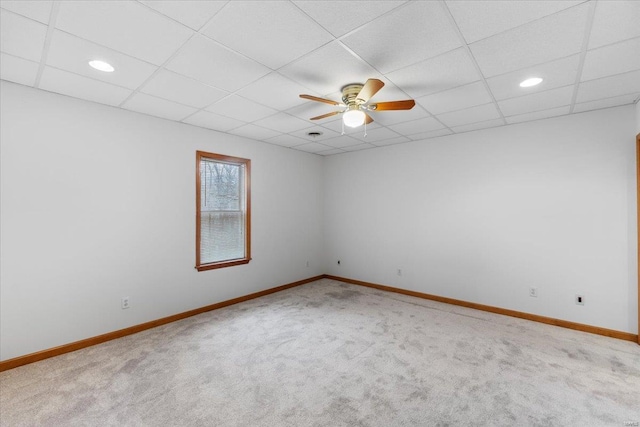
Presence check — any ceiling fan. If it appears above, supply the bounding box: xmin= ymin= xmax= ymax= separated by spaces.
xmin=299 ymin=78 xmax=415 ymax=128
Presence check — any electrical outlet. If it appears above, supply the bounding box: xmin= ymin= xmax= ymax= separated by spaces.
xmin=529 ymin=287 xmax=538 ymax=297
xmin=397 ymin=268 xmax=402 ymax=276
xmin=575 ymin=294 xmax=585 ymax=305
xmin=121 ymin=297 xmax=130 ymax=309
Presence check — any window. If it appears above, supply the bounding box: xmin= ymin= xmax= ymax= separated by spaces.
xmin=196 ymin=151 xmax=251 ymax=271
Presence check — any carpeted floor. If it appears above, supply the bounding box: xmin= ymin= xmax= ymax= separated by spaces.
xmin=1 ymin=279 xmax=639 ymax=426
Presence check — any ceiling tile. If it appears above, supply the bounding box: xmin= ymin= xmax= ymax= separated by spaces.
xmin=348 ymin=126 xmax=403 ymax=143
xmin=207 ymin=95 xmax=277 ymax=122
xmin=450 ymin=118 xmax=505 ymax=134
xmin=201 ymin=1 xmax=333 ymax=70
xmin=39 ymin=66 xmax=132 ymax=106
xmin=253 ymin=113 xmax=311 ymax=134
xmin=263 ymin=134 xmax=309 ymax=148
xmin=446 ymin=0 xmax=584 ymax=44
xmin=498 ymin=85 xmax=573 ymax=117
xmin=316 ymin=148 xmax=345 ymax=156
xmin=408 ymin=128 xmax=454 ymax=141
xmin=436 ymin=103 xmax=501 ymax=127
xmin=229 ymin=124 xmax=281 ymax=141
xmin=236 ymin=72 xmax=315 ymax=111
xmin=417 ymin=81 xmax=493 ymax=115
xmin=0 ymin=9 xmax=46 ymax=62
xmin=0 ymin=0 xmax=52 ymax=24
xmin=293 ymin=1 xmax=405 ymax=37
xmin=588 ymin=0 xmax=640 ymax=49
xmin=388 ymin=117 xmax=446 ymax=136
xmin=55 ymin=1 xmax=193 ymax=66
xmin=279 ymin=41 xmax=378 ymax=96
xmin=141 ymin=69 xmax=228 ymax=109
xmin=469 ymin=3 xmax=589 ymax=77
xmin=369 ymin=105 xmax=431 ymax=127
xmin=581 ymin=37 xmax=640 ymax=82
xmin=46 ymin=30 xmax=158 ymax=90
xmin=505 ymin=106 xmax=570 ymax=124
xmin=321 ymin=135 xmax=364 ymax=149
xmin=0 ymin=53 xmax=38 ymax=86
xmin=182 ymin=110 xmax=245 ymax=132
xmin=576 ymin=70 xmax=640 ymax=103
xmin=341 ymin=143 xmax=376 ymax=152
xmin=385 ymin=48 xmax=480 ymax=99
xmin=139 ymin=0 xmax=226 ymax=31
xmin=573 ymin=93 xmax=639 ymax=114
xmin=294 ymin=142 xmax=333 ymax=154
xmin=341 ymin=1 xmax=461 ymax=74
xmin=165 ymin=35 xmax=270 ymax=92
xmin=486 ymin=54 xmax=580 ymax=101
xmin=122 ymin=92 xmax=197 ymax=121
xmin=371 ymin=136 xmax=411 ymax=147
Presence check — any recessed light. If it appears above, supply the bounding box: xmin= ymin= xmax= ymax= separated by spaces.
xmin=519 ymin=77 xmax=543 ymax=88
xmin=89 ymin=60 xmax=114 ymax=73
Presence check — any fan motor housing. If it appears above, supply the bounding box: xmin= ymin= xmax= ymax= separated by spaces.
xmin=341 ymin=84 xmax=365 ymax=106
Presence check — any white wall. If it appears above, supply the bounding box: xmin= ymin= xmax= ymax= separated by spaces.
xmin=0 ymin=82 xmax=324 ymax=361
xmin=2 ymin=82 xmax=637 ymax=362
xmin=636 ymin=101 xmax=640 ymax=135
xmin=324 ymin=105 xmax=638 ymax=334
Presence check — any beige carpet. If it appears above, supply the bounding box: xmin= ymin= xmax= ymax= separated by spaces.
xmin=1 ymin=279 xmax=639 ymax=426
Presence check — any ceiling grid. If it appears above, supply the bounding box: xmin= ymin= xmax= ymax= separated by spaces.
xmin=1 ymin=0 xmax=638 ymax=155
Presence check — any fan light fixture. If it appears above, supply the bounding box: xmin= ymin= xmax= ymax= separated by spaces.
xmin=519 ymin=77 xmax=542 ymax=88
xmin=343 ymin=109 xmax=366 ymax=128
xmin=89 ymin=60 xmax=114 ymax=72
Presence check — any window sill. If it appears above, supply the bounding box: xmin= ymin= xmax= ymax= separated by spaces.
xmin=196 ymin=258 xmax=251 ymax=271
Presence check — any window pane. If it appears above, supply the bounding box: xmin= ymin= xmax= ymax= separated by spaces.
xmin=200 ymin=211 xmax=244 ymax=263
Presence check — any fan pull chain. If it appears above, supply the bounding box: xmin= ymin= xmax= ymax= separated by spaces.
xmin=364 ymin=120 xmax=367 ymax=138
xmin=341 ymin=119 xmax=345 ymax=135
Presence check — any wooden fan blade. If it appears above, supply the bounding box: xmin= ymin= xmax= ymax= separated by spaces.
xmin=370 ymin=100 xmax=415 ymax=111
xmin=364 ymin=112 xmax=374 ymax=125
xmin=356 ymin=79 xmax=384 ymax=103
xmin=300 ymin=94 xmax=341 ymax=106
xmin=310 ymin=111 xmax=341 ymax=120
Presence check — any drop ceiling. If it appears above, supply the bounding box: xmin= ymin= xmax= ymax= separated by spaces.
xmin=1 ymin=0 xmax=639 ymax=156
